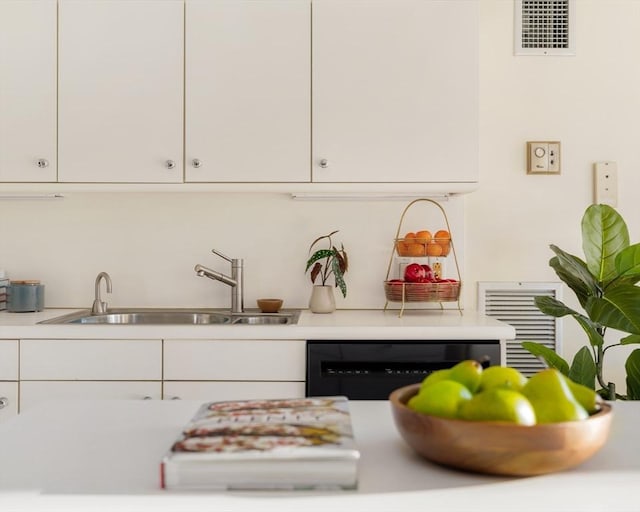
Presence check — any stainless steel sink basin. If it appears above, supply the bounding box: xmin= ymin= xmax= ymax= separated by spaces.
xmin=231 ymin=315 xmax=291 ymax=325
xmin=38 ymin=308 xmax=300 ymax=326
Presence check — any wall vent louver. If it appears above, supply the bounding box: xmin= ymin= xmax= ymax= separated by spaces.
xmin=478 ymin=282 xmax=563 ymax=376
xmin=515 ymin=0 xmax=576 ymax=56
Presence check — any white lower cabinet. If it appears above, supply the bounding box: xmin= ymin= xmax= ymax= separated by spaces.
xmin=163 ymin=381 xmax=305 ymax=402
xmin=0 ymin=382 xmax=18 ymax=421
xmin=20 ymin=381 xmax=162 ymax=412
xmin=20 ymin=339 xmax=162 ymax=380
xmin=0 ymin=340 xmax=19 ymax=421
xmin=163 ymin=339 xmax=306 ymax=401
xmin=14 ymin=338 xmax=307 ymax=412
xmin=19 ymin=339 xmax=162 ymax=412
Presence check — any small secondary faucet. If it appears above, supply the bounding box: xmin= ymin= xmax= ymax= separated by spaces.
xmin=92 ymin=271 xmax=112 ymax=314
xmin=194 ymin=249 xmax=244 ymax=314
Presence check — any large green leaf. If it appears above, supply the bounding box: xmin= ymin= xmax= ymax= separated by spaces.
xmin=568 ymin=346 xmax=596 ymax=388
xmin=534 ymin=294 xmax=604 ymax=347
xmin=521 ymin=341 xmax=570 ymax=375
xmin=613 ymin=243 xmax=640 ymax=286
xmin=586 ymin=284 xmax=640 ymax=335
xmin=572 ymin=315 xmax=604 ymax=348
xmin=621 ymin=334 xmax=640 ymax=345
xmin=582 ymin=204 xmax=629 ymax=285
xmin=625 ymin=349 xmax=640 ymax=400
xmin=548 ymin=246 xmax=599 ymax=306
xmin=534 ymin=295 xmax=578 ymax=317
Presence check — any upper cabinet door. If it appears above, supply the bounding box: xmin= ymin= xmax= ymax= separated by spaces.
xmin=185 ymin=0 xmax=310 ymax=183
xmin=58 ymin=0 xmax=184 ymax=183
xmin=312 ymin=0 xmax=479 ymax=183
xmin=0 ymin=0 xmax=57 ymax=182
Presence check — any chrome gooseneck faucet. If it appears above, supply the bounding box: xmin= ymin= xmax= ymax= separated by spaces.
xmin=194 ymin=249 xmax=244 ymax=313
xmin=92 ymin=271 xmax=112 ymax=314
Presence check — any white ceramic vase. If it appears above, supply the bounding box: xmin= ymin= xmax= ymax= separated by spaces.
xmin=309 ymin=285 xmax=336 ymax=314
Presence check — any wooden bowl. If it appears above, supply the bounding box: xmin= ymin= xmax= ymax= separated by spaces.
xmin=256 ymin=298 xmax=283 ymax=313
xmin=389 ymin=383 xmax=613 ymax=476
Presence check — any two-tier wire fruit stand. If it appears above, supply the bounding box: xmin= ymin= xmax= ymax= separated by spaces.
xmin=383 ymin=198 xmax=462 ymax=317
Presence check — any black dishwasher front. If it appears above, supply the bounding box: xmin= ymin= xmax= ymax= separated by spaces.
xmin=306 ymin=340 xmax=501 ymax=400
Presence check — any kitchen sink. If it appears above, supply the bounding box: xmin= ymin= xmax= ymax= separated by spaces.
xmin=38 ymin=308 xmax=300 ymax=326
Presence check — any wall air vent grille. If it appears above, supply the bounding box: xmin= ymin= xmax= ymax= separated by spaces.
xmin=478 ymin=282 xmax=562 ymax=376
xmin=515 ymin=0 xmax=575 ymax=56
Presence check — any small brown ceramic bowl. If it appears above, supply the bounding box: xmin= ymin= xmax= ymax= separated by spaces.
xmin=257 ymin=298 xmax=283 ymax=313
xmin=389 ymin=383 xmax=613 ymax=477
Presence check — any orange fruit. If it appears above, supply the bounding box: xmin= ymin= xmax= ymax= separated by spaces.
xmin=426 ymin=242 xmax=443 ymax=257
xmin=407 ymin=243 xmax=426 ymax=257
xmin=404 ymin=232 xmax=417 ymax=242
xmin=396 ymin=240 xmax=409 ymax=256
xmin=415 ymin=230 xmax=432 ymax=244
xmin=434 ymin=230 xmax=451 ymax=256
xmin=438 ymin=241 xmax=451 ymax=255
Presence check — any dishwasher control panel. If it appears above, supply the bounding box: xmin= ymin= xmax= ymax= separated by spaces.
xmin=306 ymin=340 xmax=500 ymax=400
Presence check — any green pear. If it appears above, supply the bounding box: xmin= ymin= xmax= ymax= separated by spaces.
xmin=478 ymin=365 xmax=528 ymax=392
xmin=420 ymin=368 xmax=452 ymax=390
xmin=447 ymin=359 xmax=483 ymax=393
xmin=458 ymin=388 xmax=536 ymax=425
xmin=521 ymin=369 xmax=589 ymax=423
xmin=563 ymin=376 xmax=602 ymax=414
xmin=408 ymin=380 xmax=472 ymax=419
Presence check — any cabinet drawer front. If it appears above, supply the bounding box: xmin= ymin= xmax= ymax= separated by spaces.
xmin=0 ymin=382 xmax=18 ymax=422
xmin=20 ymin=381 xmax=162 ymax=413
xmin=164 ymin=340 xmax=305 ymax=381
xmin=0 ymin=340 xmax=19 ymax=380
xmin=163 ymin=381 xmax=305 ymax=402
xmin=20 ymin=339 xmax=162 ymax=380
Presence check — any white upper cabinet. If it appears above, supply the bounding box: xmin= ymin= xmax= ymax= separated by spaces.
xmin=185 ymin=0 xmax=310 ymax=183
xmin=312 ymin=0 xmax=479 ymax=183
xmin=0 ymin=0 xmax=57 ymax=182
xmin=58 ymin=0 xmax=184 ymax=183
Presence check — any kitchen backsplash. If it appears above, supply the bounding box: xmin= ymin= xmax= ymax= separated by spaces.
xmin=0 ymin=193 xmax=465 ymax=310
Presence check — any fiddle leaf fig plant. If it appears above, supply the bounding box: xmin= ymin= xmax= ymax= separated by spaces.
xmin=522 ymin=204 xmax=640 ymax=400
xmin=305 ymin=230 xmax=348 ymax=298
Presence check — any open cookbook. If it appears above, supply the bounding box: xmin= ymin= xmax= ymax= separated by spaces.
xmin=160 ymin=396 xmax=360 ymax=490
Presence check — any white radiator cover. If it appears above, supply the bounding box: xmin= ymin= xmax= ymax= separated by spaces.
xmin=478 ymin=281 xmax=562 ymax=376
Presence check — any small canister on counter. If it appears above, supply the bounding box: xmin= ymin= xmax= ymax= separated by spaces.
xmin=7 ymin=280 xmax=45 ymax=312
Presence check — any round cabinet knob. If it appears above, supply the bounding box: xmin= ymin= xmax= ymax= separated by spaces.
xmin=170 ymin=396 xmax=181 ymax=400
xmin=192 ymin=159 xmax=202 ymax=168
xmin=0 ymin=397 xmax=9 ymax=409
xmin=142 ymin=395 xmax=153 ymax=400
xmin=165 ymin=160 xmax=176 ymax=170
xmin=37 ymin=159 xmax=49 ymax=168
xmin=319 ymin=159 xmax=329 ymax=169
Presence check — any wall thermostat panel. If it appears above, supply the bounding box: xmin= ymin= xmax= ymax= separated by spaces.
xmin=527 ymin=141 xmax=561 ymax=174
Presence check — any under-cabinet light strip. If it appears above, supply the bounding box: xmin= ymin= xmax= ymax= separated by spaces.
xmin=290 ymin=193 xmax=450 ymax=201
xmin=0 ymin=194 xmax=65 ymax=200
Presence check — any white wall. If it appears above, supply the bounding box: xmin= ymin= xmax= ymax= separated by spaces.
xmin=0 ymin=192 xmax=464 ymax=311
xmin=467 ymin=0 xmax=640 ymax=389
xmin=1 ymin=0 xmax=639 ymax=387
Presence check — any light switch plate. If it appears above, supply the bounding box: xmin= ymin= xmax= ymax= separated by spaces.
xmin=527 ymin=141 xmax=561 ymax=174
xmin=594 ymin=161 xmax=618 ymax=207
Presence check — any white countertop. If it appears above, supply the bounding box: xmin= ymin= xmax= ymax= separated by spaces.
xmin=0 ymin=308 xmax=515 ymax=340
xmin=0 ymin=399 xmax=637 ymax=512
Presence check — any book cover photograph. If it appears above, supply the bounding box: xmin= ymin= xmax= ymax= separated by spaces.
xmin=161 ymin=396 xmax=360 ymax=491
